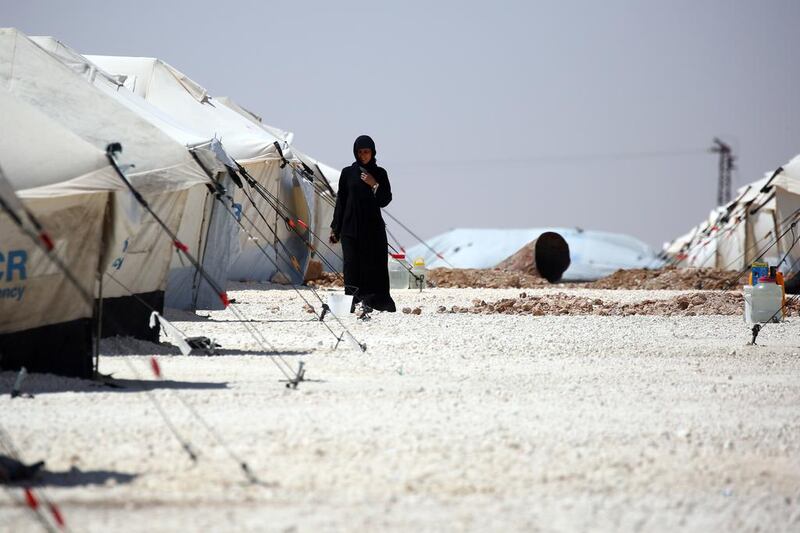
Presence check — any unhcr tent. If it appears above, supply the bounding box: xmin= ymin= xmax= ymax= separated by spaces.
xmin=0 ymin=28 xmax=212 ymax=341
xmin=214 ymin=96 xmax=343 ymax=275
xmin=32 ymin=35 xmax=239 ymax=311
xmin=406 ymin=228 xmax=660 ymax=281
xmin=87 ymin=55 xmax=316 ymax=285
xmin=0 ymin=88 xmax=114 ymax=377
xmin=215 ymin=96 xmax=295 ymax=147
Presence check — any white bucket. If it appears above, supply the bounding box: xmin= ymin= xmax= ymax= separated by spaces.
xmin=327 ymin=293 xmax=353 ymax=317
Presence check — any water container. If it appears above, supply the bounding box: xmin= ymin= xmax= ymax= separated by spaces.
xmin=327 ymin=293 xmax=353 ymax=317
xmin=743 ymin=276 xmax=783 ymax=323
xmin=388 ymin=253 xmax=410 ymax=290
xmin=409 ymin=257 xmax=427 ymax=290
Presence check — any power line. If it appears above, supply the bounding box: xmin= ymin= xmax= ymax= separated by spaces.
xmin=390 ymin=148 xmax=709 ymax=168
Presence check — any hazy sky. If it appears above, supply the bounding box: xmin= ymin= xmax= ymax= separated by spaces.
xmin=5 ymin=0 xmax=800 ymax=249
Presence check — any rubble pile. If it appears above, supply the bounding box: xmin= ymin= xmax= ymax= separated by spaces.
xmin=440 ymin=291 xmax=800 ymax=317
xmin=426 ymin=268 xmax=554 ymax=289
xmin=427 ymin=266 xmax=747 ymax=290
xmin=305 ymin=271 xmax=343 ymax=288
xmin=306 ymin=266 xmax=762 ymax=292
xmin=586 ymin=267 xmax=745 ymax=290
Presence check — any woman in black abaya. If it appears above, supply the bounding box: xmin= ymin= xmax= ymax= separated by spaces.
xmin=329 ymin=135 xmax=396 ymax=312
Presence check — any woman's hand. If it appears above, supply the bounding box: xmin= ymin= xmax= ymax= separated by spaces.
xmin=360 ymin=171 xmax=377 ymax=188
xmin=329 ymin=231 xmax=339 ymax=244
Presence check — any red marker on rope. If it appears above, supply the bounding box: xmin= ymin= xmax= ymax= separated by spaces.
xmin=296 ymin=218 xmax=308 ymax=230
xmin=38 ymin=231 xmax=55 ymax=251
xmin=24 ymin=488 xmax=38 ymax=510
xmin=173 ymin=240 xmax=189 ymax=253
xmin=150 ymin=357 xmax=162 ymax=379
xmin=49 ymin=502 xmax=65 ymax=528
xmin=219 ymin=291 xmax=230 ymax=308
xmin=287 ymin=218 xmax=296 ymax=229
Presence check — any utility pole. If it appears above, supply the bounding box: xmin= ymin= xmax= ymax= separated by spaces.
xmin=710 ymin=138 xmax=735 ymax=205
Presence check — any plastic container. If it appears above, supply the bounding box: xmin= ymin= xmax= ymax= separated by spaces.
xmin=749 ymin=262 xmax=769 ymax=286
xmin=388 ymin=253 xmax=410 ymax=290
xmin=327 ymin=293 xmax=353 ymax=317
xmin=743 ymin=276 xmax=784 ymax=323
xmin=409 ymin=257 xmax=427 ymax=290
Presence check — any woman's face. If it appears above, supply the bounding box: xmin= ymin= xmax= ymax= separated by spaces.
xmin=357 ymin=148 xmax=373 ymax=165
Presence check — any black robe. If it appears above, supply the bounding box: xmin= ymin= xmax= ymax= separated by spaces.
xmin=331 ymin=162 xmax=396 ymax=312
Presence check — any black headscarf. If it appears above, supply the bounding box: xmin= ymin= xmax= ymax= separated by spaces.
xmin=353 ymin=135 xmax=379 ymax=173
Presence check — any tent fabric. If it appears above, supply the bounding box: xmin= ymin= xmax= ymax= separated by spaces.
xmin=407 ymin=228 xmax=659 ymax=281
xmin=0 ymin=28 xmax=223 ymax=340
xmin=0 ymin=88 xmax=109 ymax=332
xmin=664 ymin=156 xmax=800 ymax=273
xmin=0 ymin=89 xmax=113 ymax=377
xmin=0 ymin=204 xmax=99 ymax=376
xmin=166 ymin=173 xmax=239 ymax=310
xmin=0 ymin=88 xmax=118 ymax=195
xmin=216 ymin=95 xmax=335 ymax=278
xmin=0 ymin=178 xmax=105 ymax=336
xmin=292 ymin=150 xmax=343 ymax=273
xmin=215 ymin=96 xmax=295 ymax=145
xmin=88 ymin=55 xmax=314 ymax=284
xmin=213 ymin=94 xmax=341 ymax=278
xmin=0 ymin=30 xmax=210 ymax=194
xmin=30 ymin=33 xmax=239 ymax=312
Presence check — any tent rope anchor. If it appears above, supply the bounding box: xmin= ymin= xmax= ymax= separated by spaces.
xmin=282 ymin=361 xmax=306 ymax=389
xmin=334 ymin=332 xmax=367 ymax=352
xmin=749 ymin=324 xmax=761 ymax=346
xmin=10 ymin=367 xmax=33 ymax=399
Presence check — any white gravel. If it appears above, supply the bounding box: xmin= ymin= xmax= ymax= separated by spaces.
xmin=1 ymin=284 xmax=799 ymax=532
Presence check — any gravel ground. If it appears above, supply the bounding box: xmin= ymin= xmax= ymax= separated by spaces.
xmin=1 ymin=284 xmax=799 ymax=532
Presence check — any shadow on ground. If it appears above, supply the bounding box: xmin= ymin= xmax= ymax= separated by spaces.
xmin=0 ymin=372 xmax=230 ymax=395
xmin=99 ymin=336 xmax=310 ymax=357
xmin=35 ymin=467 xmax=138 ymax=487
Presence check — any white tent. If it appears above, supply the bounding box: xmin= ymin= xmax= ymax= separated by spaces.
xmin=0 ymin=87 xmax=114 ymax=377
xmin=87 ymin=55 xmax=316 ymax=285
xmin=214 ymin=95 xmax=343 ymax=275
xmin=406 ymin=227 xmax=660 ymax=281
xmin=664 ymin=158 xmax=800 ymax=275
xmin=0 ymin=28 xmax=212 ymax=341
xmin=32 ymin=35 xmax=240 ymax=311
xmin=291 ymin=150 xmax=343 ymax=273
xmin=215 ymin=96 xmax=295 ymax=146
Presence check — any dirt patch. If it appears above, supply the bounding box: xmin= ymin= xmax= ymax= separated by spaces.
xmin=305 ymin=271 xmax=343 ymax=288
xmin=304 ymin=260 xmax=324 ymax=283
xmin=427 ymin=268 xmax=555 ymax=288
xmin=306 ymin=268 xmax=557 ymax=289
xmin=427 ymin=266 xmax=749 ymax=290
xmin=307 ymin=266 xmax=753 ymax=291
xmin=585 ymin=266 xmax=745 ymax=290
xmin=440 ymin=291 xmax=800 ymax=317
